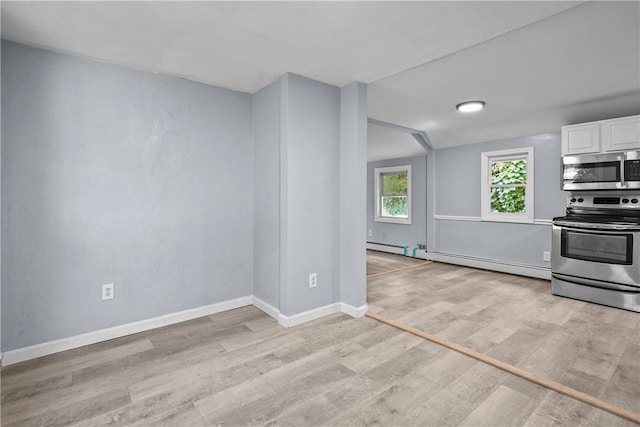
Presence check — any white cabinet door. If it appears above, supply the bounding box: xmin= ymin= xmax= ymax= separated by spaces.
xmin=602 ymin=115 xmax=640 ymax=152
xmin=561 ymin=122 xmax=600 ymax=156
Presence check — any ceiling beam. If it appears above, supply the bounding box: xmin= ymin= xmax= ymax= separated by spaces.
xmin=368 ymin=118 xmax=433 ymax=151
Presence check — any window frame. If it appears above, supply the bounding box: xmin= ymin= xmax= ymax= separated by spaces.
xmin=374 ymin=165 xmax=412 ymax=225
xmin=480 ymin=147 xmax=534 ymax=223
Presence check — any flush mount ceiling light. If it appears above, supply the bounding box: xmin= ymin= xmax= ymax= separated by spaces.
xmin=456 ymin=101 xmax=486 ymax=113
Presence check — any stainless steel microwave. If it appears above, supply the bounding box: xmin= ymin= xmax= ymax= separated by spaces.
xmin=562 ymin=151 xmax=640 ymax=190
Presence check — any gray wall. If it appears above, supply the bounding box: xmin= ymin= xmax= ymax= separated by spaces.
xmin=430 ymin=133 xmax=566 ymax=267
xmin=279 ymin=74 xmax=341 ymax=316
xmin=253 ymin=76 xmax=367 ymax=315
xmin=252 ymin=80 xmax=281 ymax=308
xmin=367 ymin=155 xmax=427 ymax=248
xmin=1 ymin=41 xmax=253 ymax=351
xmin=0 ymin=43 xmax=2 ymax=349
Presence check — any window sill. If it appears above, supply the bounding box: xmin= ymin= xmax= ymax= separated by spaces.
xmin=375 ymin=217 xmax=412 ymax=225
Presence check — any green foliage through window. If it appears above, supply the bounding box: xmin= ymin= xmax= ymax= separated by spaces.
xmin=382 ymin=173 xmax=408 ymax=195
xmin=381 ymin=172 xmax=408 ymax=218
xmin=490 ymin=160 xmax=527 ymax=213
xmin=382 ymin=196 xmax=407 ymax=217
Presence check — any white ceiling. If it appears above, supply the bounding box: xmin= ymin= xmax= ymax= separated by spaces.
xmin=369 ymin=1 xmax=640 ymax=148
xmin=2 ymin=1 xmax=639 ymax=157
xmin=367 ymin=123 xmax=426 ymax=163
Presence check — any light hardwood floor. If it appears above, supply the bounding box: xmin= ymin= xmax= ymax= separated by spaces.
xmin=1 ymin=251 xmax=639 ymax=426
xmin=365 ymin=249 xmax=425 ymax=276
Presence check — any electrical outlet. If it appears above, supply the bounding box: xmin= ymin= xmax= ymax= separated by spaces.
xmin=102 ymin=283 xmax=114 ymax=300
xmin=309 ymin=273 xmax=317 ymax=288
xmin=368 ymin=229 xmax=372 ymax=237
xmin=543 ymin=251 xmax=551 ymax=262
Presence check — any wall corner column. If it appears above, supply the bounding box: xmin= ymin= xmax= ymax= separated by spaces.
xmin=339 ymin=82 xmax=368 ymax=311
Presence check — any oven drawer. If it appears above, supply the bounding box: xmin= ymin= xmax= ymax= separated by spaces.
xmin=552 ymin=275 xmax=640 ymax=313
xmin=552 ymin=273 xmax=640 ymax=292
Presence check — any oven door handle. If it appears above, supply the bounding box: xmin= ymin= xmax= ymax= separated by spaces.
xmin=553 ymin=220 xmax=640 ymax=231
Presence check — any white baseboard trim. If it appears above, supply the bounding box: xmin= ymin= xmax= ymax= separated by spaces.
xmin=251 ymin=296 xmax=280 ymax=321
xmin=1 ymin=296 xmax=253 ymax=366
xmin=255 ymin=296 xmax=367 ymax=327
xmin=341 ymin=302 xmax=368 ymax=318
xmin=426 ymin=252 xmax=551 ymax=280
xmin=2 ymin=295 xmax=370 ymax=366
xmin=278 ymin=303 xmax=343 ymax=328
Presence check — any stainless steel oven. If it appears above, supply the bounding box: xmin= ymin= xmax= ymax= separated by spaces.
xmin=551 ymin=195 xmax=640 ymax=312
xmin=562 ymin=150 xmax=640 ymax=191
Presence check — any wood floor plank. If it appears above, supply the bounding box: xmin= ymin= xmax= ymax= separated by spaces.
xmin=462 ymin=318 xmax=522 ymax=353
xmin=344 ymin=381 xmax=442 ymax=427
xmin=216 ymin=321 xmax=290 ymax=352
xmin=323 ymin=375 xmax=389 ymax=412
xmin=0 ymin=333 xmax=150 ymax=378
xmin=3 ymin=251 xmax=638 ymax=427
xmin=558 ymin=368 xmax=608 ymax=399
xmin=349 ymin=319 xmax=403 ymax=348
xmin=70 ymin=338 xmax=224 ymax=386
xmin=485 ymin=321 xmax=558 ymax=366
xmin=536 ymin=297 xmax=585 ymax=325
xmin=274 ymin=316 xmax=372 ymax=364
xmin=413 ymin=349 xmax=476 ymax=387
xmin=137 ymin=403 xmax=206 ymax=427
xmin=128 ymin=351 xmax=285 ymax=403
xmin=443 ymin=361 xmax=510 ymax=403
xmin=340 ymin=329 xmax=424 ymax=373
xmin=5 ymin=388 xmax=131 ymax=427
xmin=501 ymin=373 xmax=551 ymax=402
xmin=145 ymin=317 xmax=245 ymax=350
xmin=199 ymin=363 xmax=355 ymax=425
xmin=126 ymin=331 xmax=304 ymax=402
xmin=401 ymin=364 xmax=509 ymax=426
xmin=70 ymin=392 xmax=184 ymax=427
xmin=365 ymin=250 xmax=424 ymax=276
xmin=401 ymin=389 xmax=479 ymax=427
xmin=588 ymin=408 xmax=640 ymax=427
xmin=602 ymin=307 xmax=640 ymax=331
xmin=2 ymin=338 xmax=153 ymax=390
xmin=3 ymin=370 xmax=134 ymax=425
xmin=369 ymin=302 xmax=640 ymax=424
xmin=520 ymin=330 xmax=589 ymax=381
xmin=523 ymin=393 xmax=595 ymax=426
xmin=271 ymin=394 xmax=342 ymax=427
xmin=593 ymin=347 xmax=640 ymax=415
xmin=1 ymin=372 xmax=72 ymax=405
xmin=459 ymin=384 xmax=538 ymax=426
xmin=193 ymin=339 xmax=354 ymax=421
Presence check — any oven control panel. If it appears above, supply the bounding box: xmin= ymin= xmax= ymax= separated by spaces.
xmin=568 ymin=195 xmax=640 ymax=208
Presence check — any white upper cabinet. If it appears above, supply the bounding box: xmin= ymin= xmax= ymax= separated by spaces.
xmin=602 ymin=115 xmax=640 ymax=152
xmin=561 ymin=115 xmax=640 ymax=156
xmin=561 ymin=122 xmax=600 ymax=155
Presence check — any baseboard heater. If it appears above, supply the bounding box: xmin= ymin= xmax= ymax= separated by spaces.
xmin=366 ymin=243 xmax=551 ymax=280
xmin=425 ymin=252 xmax=550 ymax=280
xmin=366 ymin=242 xmax=428 ymax=259
xmin=366 ymin=241 xmax=406 ymax=248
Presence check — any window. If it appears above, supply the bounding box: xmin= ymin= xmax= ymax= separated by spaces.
xmin=481 ymin=147 xmax=534 ymax=223
xmin=374 ymin=165 xmax=411 ymax=224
